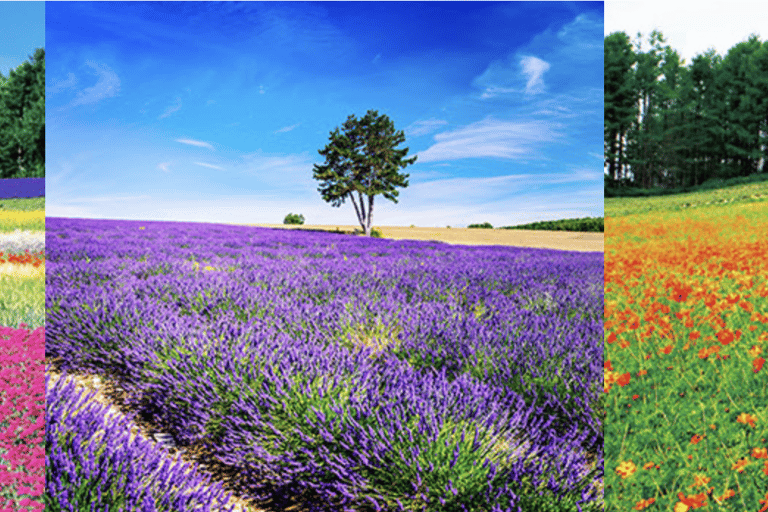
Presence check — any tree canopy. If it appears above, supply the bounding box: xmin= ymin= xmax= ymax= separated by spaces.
xmin=605 ymin=31 xmax=768 ymax=192
xmin=313 ymin=110 xmax=416 ymax=236
xmin=0 ymin=47 xmax=45 ymax=179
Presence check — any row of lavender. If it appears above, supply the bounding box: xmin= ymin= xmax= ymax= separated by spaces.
xmin=45 ymin=217 xmax=604 ymax=511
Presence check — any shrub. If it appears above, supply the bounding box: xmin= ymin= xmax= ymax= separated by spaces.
xmin=370 ymin=228 xmax=382 ymax=238
xmin=468 ymin=222 xmax=493 ymax=229
xmin=283 ymin=213 xmax=305 ymax=225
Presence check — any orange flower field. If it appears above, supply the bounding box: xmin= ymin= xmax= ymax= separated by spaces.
xmin=604 ymin=201 xmax=768 ymax=511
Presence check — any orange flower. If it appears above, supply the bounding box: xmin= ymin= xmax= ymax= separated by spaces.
xmin=689 ymin=330 xmax=701 ymax=341
xmin=689 ymin=474 xmax=710 ymax=487
xmin=731 ymin=457 xmax=750 ymax=473
xmin=675 ymin=491 xmax=707 ymax=510
xmin=760 ymin=492 xmax=768 ymax=512
xmin=690 ymin=434 xmax=704 ymax=445
xmin=634 ymin=497 xmax=656 ymax=510
xmin=713 ymin=488 xmax=735 ymax=504
xmin=754 ymin=357 xmax=765 ymax=373
xmin=737 ymin=413 xmax=758 ymax=428
xmin=753 ymin=447 xmax=768 ymax=459
xmin=660 ymin=344 xmax=673 ymax=355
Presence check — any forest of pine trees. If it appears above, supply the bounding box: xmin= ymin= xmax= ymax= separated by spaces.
xmin=0 ymin=47 xmax=45 ymax=179
xmin=605 ymin=30 xmax=768 ymax=192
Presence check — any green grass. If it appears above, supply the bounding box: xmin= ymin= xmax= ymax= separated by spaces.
xmin=605 ymin=181 xmax=768 ymax=218
xmin=0 ymin=197 xmax=45 ymax=212
xmin=0 ymin=272 xmax=45 ymax=330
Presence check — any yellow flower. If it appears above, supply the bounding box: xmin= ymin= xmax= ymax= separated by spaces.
xmin=616 ymin=460 xmax=637 ymax=479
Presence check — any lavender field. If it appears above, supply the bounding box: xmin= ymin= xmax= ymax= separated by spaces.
xmin=45 ymin=217 xmax=604 ymax=512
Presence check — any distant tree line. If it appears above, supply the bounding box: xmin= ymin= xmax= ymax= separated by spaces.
xmin=0 ymin=47 xmax=44 ymax=178
xmin=502 ymin=217 xmax=603 ymax=233
xmin=605 ymin=30 xmax=768 ymax=192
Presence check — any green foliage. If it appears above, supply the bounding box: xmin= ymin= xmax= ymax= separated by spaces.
xmin=606 ymin=29 xmax=768 ymax=191
xmin=283 ymin=212 xmax=305 ymax=225
xmin=313 ymin=109 xmax=416 ymax=235
xmin=502 ymin=217 xmax=603 ymax=232
xmin=467 ymin=222 xmax=493 ymax=229
xmin=370 ymin=227 xmax=382 ymax=238
xmin=604 ymin=31 xmax=637 ymax=184
xmin=0 ymin=48 xmax=44 ymax=178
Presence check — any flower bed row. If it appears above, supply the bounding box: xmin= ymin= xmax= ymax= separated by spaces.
xmin=46 ymin=217 xmax=604 ymax=511
xmin=0 ymin=325 xmax=44 ymax=512
xmin=0 ymin=211 xmax=44 ymax=234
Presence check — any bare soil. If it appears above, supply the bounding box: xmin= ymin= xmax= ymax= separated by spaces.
xmin=237 ymin=224 xmax=604 ymax=253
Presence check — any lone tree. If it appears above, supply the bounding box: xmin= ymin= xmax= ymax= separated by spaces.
xmin=313 ymin=109 xmax=416 ymax=236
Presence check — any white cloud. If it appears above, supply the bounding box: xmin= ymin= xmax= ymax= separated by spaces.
xmin=405 ymin=118 xmax=448 ymax=137
xmin=193 ymin=161 xmax=225 ymax=170
xmin=157 ymin=162 xmax=172 ymax=172
xmin=275 ymin=123 xmax=300 ymax=133
xmin=49 ymin=73 xmax=78 ymax=95
xmin=175 ymin=138 xmax=215 ymax=150
xmin=159 ymin=97 xmax=182 ymax=119
xmin=472 ymin=55 xmax=551 ymax=98
xmin=520 ymin=56 xmax=550 ymax=95
xmin=70 ymin=61 xmax=120 ymax=106
xmin=416 ymin=118 xmax=561 ymax=162
xmin=239 ymin=151 xmax=314 ymax=183
xmin=405 ymin=174 xmax=533 ymax=202
xmin=557 ymin=13 xmax=604 ymax=54
xmin=479 ymin=87 xmax=518 ymax=99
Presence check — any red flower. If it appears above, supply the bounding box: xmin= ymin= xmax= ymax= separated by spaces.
xmin=616 ymin=372 xmax=631 ymax=387
xmin=716 ymin=329 xmax=734 ymax=345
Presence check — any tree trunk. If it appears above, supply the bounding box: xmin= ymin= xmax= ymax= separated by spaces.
xmin=349 ymin=192 xmax=365 ymax=229
xmin=366 ymin=194 xmax=374 ymax=236
xmin=357 ymin=190 xmax=368 ymax=235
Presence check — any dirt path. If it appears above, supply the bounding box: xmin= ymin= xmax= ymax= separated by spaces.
xmin=236 ymin=224 xmax=604 ymax=253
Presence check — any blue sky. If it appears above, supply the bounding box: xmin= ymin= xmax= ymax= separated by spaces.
xmin=46 ymin=2 xmax=603 ymax=228
xmin=0 ymin=2 xmax=44 ymax=80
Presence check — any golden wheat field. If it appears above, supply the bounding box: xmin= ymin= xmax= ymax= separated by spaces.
xmin=242 ymin=224 xmax=604 ymax=253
